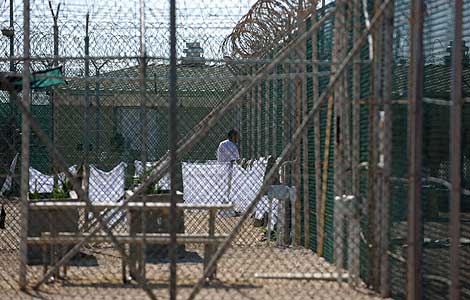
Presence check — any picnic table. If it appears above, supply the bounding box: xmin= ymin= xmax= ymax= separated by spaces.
xmin=27 ymin=198 xmax=232 ymax=282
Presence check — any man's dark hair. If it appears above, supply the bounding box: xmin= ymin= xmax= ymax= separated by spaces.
xmin=227 ymin=129 xmax=238 ymax=139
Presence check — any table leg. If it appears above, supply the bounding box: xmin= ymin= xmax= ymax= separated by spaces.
xmin=204 ymin=209 xmax=217 ymax=280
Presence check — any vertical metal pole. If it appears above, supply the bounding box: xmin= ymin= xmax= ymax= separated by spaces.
xmin=9 ymin=0 xmax=16 ymax=138
xmin=169 ymin=0 xmax=178 ymax=297
xmin=251 ymin=66 xmax=256 ymax=158
xmin=332 ymin=0 xmax=345 ymax=263
xmin=139 ymin=0 xmax=148 ymax=282
xmin=342 ymin=3 xmax=352 ymax=201
xmin=265 ymin=70 xmax=271 ymax=157
xmin=351 ymin=0 xmax=361 ymax=236
xmin=19 ymin=0 xmax=31 ymax=290
xmin=257 ymin=82 xmax=262 ymax=157
xmin=351 ymin=1 xmax=361 ymax=283
xmin=381 ymin=0 xmax=394 ymax=296
xmin=140 ymin=1 xmax=148 ymax=170
xmin=300 ymin=8 xmax=310 ymax=249
xmin=48 ymin=1 xmax=60 ymax=185
xmin=9 ymin=0 xmax=14 ymax=73
xmin=449 ymin=1 xmax=463 ymax=299
xmin=282 ymin=65 xmax=289 ymax=162
xmin=95 ymin=68 xmax=101 ymax=154
xmin=84 ymin=12 xmax=90 ymax=171
xmin=312 ymin=4 xmax=322 ymax=246
xmin=294 ymin=79 xmax=302 ymax=246
xmin=50 ymin=3 xmax=59 ymax=187
xmin=407 ymin=0 xmax=424 ymax=299
xmin=272 ymin=66 xmax=278 ymax=157
xmin=369 ymin=0 xmax=383 ymax=288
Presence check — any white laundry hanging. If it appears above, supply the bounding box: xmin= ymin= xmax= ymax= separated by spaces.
xmin=134 ymin=160 xmax=171 ymax=190
xmin=29 ymin=165 xmax=78 ymax=194
xmin=182 ymin=162 xmax=231 ymax=205
xmin=88 ymin=162 xmax=127 ymax=226
xmin=29 ymin=167 xmax=54 ymax=194
xmin=89 ymin=162 xmax=127 ymax=203
xmin=230 ymin=158 xmax=268 ymax=213
xmin=0 ymin=153 xmax=18 ymax=195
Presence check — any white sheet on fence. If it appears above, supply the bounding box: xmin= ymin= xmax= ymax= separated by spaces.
xmin=230 ymin=158 xmax=268 ymax=213
xmin=1 ymin=153 xmax=18 ymax=195
xmin=89 ymin=162 xmax=127 ymax=225
xmin=89 ymin=162 xmax=127 ymax=203
xmin=182 ymin=158 xmax=276 ymax=225
xmin=28 ymin=165 xmax=77 ymax=194
xmin=182 ymin=162 xmax=231 ymax=205
xmin=29 ymin=168 xmax=54 ymax=193
xmin=134 ymin=160 xmax=170 ymax=190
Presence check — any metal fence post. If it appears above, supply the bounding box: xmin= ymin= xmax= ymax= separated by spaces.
xmin=169 ymin=0 xmax=178 ymax=298
xmin=369 ymin=0 xmax=384 ymax=288
xmin=449 ymin=1 xmax=463 ymax=299
xmin=381 ymin=0 xmax=395 ymax=296
xmin=312 ymin=4 xmax=322 ymax=249
xmin=19 ymin=0 xmax=31 ymax=290
xmin=407 ymin=0 xmax=424 ymax=299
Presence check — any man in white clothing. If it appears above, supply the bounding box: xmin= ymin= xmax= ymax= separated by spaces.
xmin=217 ymin=129 xmax=240 ymax=217
xmin=217 ymin=129 xmax=240 ymax=163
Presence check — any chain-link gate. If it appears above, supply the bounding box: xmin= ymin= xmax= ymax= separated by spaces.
xmin=0 ymin=0 xmax=468 ymax=299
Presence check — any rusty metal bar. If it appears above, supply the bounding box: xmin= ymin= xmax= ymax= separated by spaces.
xmin=450 ymin=0 xmax=463 ymax=299
xmin=380 ymin=0 xmax=394 ymax=296
xmin=368 ymin=0 xmax=384 ymax=288
xmin=351 ymin=4 xmax=361 ymax=208
xmin=299 ymin=8 xmax=310 ymax=248
xmin=294 ymin=78 xmax=302 ymax=246
xmin=19 ymin=0 xmax=31 ymax=290
xmin=407 ymin=0 xmax=424 ymax=299
xmin=350 ymin=0 xmax=362 ymax=285
xmin=312 ymin=3 xmax=322 ymax=246
xmin=332 ymin=0 xmax=345 ymax=263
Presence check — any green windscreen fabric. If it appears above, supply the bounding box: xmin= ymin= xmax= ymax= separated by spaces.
xmin=13 ymin=66 xmax=65 ymax=90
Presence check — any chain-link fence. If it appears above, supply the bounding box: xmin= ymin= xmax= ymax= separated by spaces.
xmin=0 ymin=0 xmax=468 ymax=299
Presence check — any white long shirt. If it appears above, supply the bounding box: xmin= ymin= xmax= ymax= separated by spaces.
xmin=217 ymin=139 xmax=240 ymax=162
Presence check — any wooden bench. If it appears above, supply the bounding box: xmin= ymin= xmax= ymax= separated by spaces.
xmin=28 ymin=201 xmax=232 ymax=282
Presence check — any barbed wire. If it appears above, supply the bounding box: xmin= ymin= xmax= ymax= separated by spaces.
xmin=221 ymin=0 xmax=321 ymax=58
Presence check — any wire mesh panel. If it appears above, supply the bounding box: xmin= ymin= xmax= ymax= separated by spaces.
xmin=0 ymin=0 xmax=468 ymax=299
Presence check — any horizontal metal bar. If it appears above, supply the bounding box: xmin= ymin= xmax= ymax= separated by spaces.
xmin=28 ymin=233 xmax=228 ymax=245
xmin=29 ymin=201 xmax=234 ymax=210
xmin=253 ymin=272 xmax=350 ymax=281
xmin=0 ymin=55 xmax=371 ymax=65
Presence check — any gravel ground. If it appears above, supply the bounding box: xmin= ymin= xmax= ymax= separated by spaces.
xmin=1 ymin=247 xmax=381 ymax=300
xmin=0 ymin=200 xmax=382 ymax=300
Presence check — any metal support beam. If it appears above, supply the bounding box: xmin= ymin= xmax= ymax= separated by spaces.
xmin=381 ymin=0 xmax=394 ymax=296
xmin=407 ymin=0 xmax=424 ymax=299
xmin=449 ymin=0 xmax=463 ymax=299
xmin=169 ymin=0 xmax=178 ymax=298
xmin=19 ymin=0 xmax=31 ymax=290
